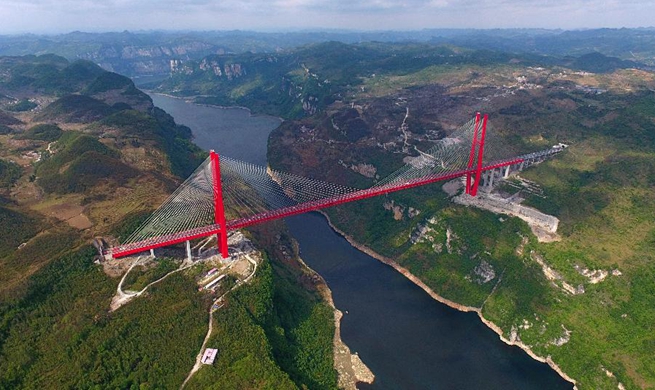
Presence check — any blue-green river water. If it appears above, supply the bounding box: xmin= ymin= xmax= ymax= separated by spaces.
xmin=151 ymin=93 xmax=572 ymax=390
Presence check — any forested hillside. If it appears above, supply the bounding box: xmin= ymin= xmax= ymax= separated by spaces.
xmin=0 ymin=54 xmax=337 ymax=389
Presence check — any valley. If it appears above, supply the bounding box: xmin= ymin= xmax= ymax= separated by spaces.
xmin=154 ymin=39 xmax=655 ymax=389
xmin=1 ymin=28 xmax=655 ymax=389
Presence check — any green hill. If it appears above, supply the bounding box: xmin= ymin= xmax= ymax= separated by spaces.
xmin=35 ymin=94 xmax=117 ymax=123
xmin=5 ymin=98 xmax=37 ymax=112
xmin=0 ymin=159 xmax=21 ymax=188
xmin=0 ymin=110 xmax=21 ymax=126
xmin=0 ymin=54 xmax=153 ymax=113
xmin=0 ymin=54 xmax=337 ymax=390
xmin=82 ymin=71 xmax=133 ymax=94
xmin=0 ymin=203 xmax=40 ymax=258
xmin=35 ymin=132 xmax=136 ymax=194
xmin=566 ymin=52 xmax=641 ymax=73
xmin=0 ymin=56 xmax=103 ymax=95
xmin=96 ymin=108 xmax=203 ymax=178
xmin=16 ymin=123 xmax=63 ymax=141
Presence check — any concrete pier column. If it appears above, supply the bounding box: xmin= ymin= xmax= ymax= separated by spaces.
xmin=150 ymin=249 xmax=155 ymax=258
xmin=186 ymin=240 xmax=192 ymax=262
xmin=504 ymin=165 xmax=511 ymax=178
xmin=486 ymin=168 xmax=495 ymax=190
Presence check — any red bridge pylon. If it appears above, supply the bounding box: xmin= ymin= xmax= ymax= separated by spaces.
xmin=465 ymin=113 xmax=488 ymax=196
xmin=210 ymin=150 xmax=229 ymax=258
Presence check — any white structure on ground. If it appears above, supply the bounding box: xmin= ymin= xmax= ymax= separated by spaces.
xmin=201 ymin=348 xmax=218 ymax=365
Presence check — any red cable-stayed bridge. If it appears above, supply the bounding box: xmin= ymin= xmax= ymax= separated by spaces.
xmin=107 ymin=114 xmax=564 ymax=259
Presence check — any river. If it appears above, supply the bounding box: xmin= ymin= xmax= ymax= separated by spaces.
xmin=150 ymin=93 xmax=573 ymax=390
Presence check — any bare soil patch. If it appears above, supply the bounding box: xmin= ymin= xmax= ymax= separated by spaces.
xmin=38 ymin=201 xmax=94 ymax=230
xmin=229 ymin=257 xmax=252 ymax=278
xmin=47 ymin=203 xmax=85 ymax=220
xmin=67 ymin=213 xmax=93 ymax=229
xmin=102 ymin=255 xmax=142 ymax=278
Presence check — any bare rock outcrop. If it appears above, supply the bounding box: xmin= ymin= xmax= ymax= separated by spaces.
xmin=454 ymin=192 xmax=560 ymax=242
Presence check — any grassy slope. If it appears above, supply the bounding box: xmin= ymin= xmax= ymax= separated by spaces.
xmin=510 ymin=97 xmax=655 ymax=388
xmin=322 ymin=89 xmax=655 ymax=389
xmin=233 ymin=43 xmax=655 ymax=389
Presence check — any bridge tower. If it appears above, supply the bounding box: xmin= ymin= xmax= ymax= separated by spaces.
xmin=464 ymin=113 xmax=488 ymax=196
xmin=210 ymin=150 xmax=229 ymax=258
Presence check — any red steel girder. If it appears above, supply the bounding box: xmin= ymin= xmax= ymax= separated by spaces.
xmin=228 ymin=157 xmax=523 ymax=230
xmin=111 ymin=157 xmax=523 ymax=259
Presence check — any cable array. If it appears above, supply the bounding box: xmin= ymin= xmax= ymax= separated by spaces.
xmin=123 ymin=157 xmax=215 ymax=245
xmin=372 ymin=118 xmax=512 ymax=188
xmin=220 ymin=156 xmax=359 ymax=220
xmin=119 ymin=116 xmax=518 ymax=247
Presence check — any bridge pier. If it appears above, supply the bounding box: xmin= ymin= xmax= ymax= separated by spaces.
xmin=487 ymin=169 xmax=495 ymax=191
xmin=150 ymin=248 xmax=155 ymax=258
xmin=482 ymin=165 xmax=523 ymax=192
xmin=481 ymin=168 xmax=494 ymax=193
xmin=186 ymin=240 xmax=192 ymax=262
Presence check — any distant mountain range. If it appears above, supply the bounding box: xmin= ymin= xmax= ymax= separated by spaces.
xmin=1 ymin=28 xmax=654 ymax=78
xmin=150 ymin=39 xmax=649 ymax=120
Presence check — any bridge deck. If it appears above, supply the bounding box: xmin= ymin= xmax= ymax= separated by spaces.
xmin=110 ymin=157 xmax=525 ymax=258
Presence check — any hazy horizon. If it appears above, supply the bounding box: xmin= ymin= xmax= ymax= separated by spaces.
xmin=2 ymin=0 xmax=654 ymax=35
xmin=2 ymin=26 xmax=655 ymax=37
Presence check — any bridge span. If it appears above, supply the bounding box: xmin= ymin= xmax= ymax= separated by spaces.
xmin=108 ymin=114 xmax=565 ymax=259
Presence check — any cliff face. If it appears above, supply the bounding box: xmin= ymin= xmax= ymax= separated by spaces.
xmin=171 ymin=58 xmax=246 ymax=80
xmin=77 ymin=42 xmax=226 ymax=76
xmin=157 ymin=48 xmax=338 ymax=119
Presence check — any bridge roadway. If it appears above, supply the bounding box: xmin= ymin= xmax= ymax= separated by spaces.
xmin=110 ymin=156 xmax=528 ymax=259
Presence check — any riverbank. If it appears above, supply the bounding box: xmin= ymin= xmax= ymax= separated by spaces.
xmin=318 ymin=211 xmax=578 ymax=389
xmin=149 ymin=92 xmax=285 ymax=121
xmin=294 ymin=247 xmax=375 ymax=389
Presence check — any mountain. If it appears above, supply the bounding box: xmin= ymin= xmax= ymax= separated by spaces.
xmin=429 ymin=28 xmax=655 ymax=66
xmin=4 ymin=30 xmax=655 ymax=388
xmin=2 ymin=28 xmax=654 ymax=80
xmin=155 ymin=39 xmax=649 ymax=122
xmin=0 ymin=32 xmax=228 ymax=77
